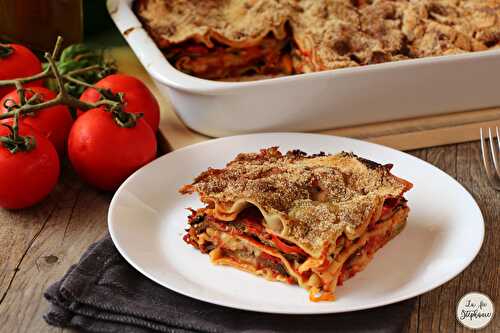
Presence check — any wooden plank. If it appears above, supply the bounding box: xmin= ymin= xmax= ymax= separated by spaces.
xmin=0 ymin=165 xmax=110 ymax=331
xmin=0 ymin=200 xmax=55 ymax=304
xmin=356 ymin=120 xmax=500 ymax=151
xmin=323 ymin=108 xmax=500 ymax=138
xmin=453 ymin=142 xmax=500 ymax=333
xmin=404 ymin=149 xmax=427 ymax=333
xmin=0 ymin=163 xmax=80 ymax=308
xmin=408 ymin=142 xmax=500 ymax=333
xmin=321 ymin=111 xmax=500 ymax=150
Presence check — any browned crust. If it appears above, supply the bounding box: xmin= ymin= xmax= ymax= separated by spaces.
xmin=136 ymin=0 xmax=500 ymax=78
xmin=135 ymin=0 xmax=290 ymax=48
xmin=179 ymin=147 xmax=412 ymax=256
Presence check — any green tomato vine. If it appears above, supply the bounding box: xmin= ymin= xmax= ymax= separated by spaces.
xmin=0 ymin=37 xmax=143 ymax=154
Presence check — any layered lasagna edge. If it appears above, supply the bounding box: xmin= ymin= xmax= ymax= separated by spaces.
xmin=183 ymin=198 xmax=409 ymax=301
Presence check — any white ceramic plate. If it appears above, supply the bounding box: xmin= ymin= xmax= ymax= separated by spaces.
xmin=108 ymin=133 xmax=484 ymax=314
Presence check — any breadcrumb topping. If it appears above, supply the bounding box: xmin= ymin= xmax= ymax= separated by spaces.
xmin=136 ymin=0 xmax=500 ymax=74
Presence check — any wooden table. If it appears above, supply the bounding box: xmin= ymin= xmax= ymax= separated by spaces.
xmin=0 ymin=141 xmax=498 ymax=332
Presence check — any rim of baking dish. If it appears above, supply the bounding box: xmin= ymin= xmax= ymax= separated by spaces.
xmin=107 ymin=0 xmax=500 ymax=94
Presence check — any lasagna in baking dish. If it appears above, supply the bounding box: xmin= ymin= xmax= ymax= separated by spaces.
xmin=135 ymin=0 xmax=500 ymax=80
xmin=180 ymin=148 xmax=412 ymax=301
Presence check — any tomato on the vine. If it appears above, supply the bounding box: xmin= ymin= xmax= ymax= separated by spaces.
xmin=0 ymin=44 xmax=43 ymax=99
xmin=79 ymin=74 xmax=160 ymax=132
xmin=0 ymin=86 xmax=74 ymax=155
xmin=68 ymin=108 xmax=157 ymax=191
xmin=0 ymin=123 xmax=60 ymax=209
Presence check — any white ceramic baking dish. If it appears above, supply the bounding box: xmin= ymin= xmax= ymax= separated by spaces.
xmin=107 ymin=0 xmax=500 ymax=138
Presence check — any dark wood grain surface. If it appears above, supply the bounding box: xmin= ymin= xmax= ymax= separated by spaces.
xmin=0 ymin=141 xmax=498 ymax=332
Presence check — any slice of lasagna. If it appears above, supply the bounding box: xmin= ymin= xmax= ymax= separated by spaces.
xmin=180 ymin=148 xmax=412 ymax=301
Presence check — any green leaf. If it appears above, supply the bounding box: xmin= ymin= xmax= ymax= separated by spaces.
xmin=45 ymin=43 xmax=117 ymax=98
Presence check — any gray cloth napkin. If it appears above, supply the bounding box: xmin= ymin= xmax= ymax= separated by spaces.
xmin=44 ymin=236 xmax=416 ymax=333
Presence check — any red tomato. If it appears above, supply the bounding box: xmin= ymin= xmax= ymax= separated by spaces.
xmin=241 ymin=216 xmax=264 ymax=234
xmin=79 ymin=74 xmax=160 ymax=132
xmin=0 ymin=124 xmax=60 ymax=209
xmin=68 ymin=108 xmax=157 ymax=191
xmin=0 ymin=44 xmax=43 ymax=99
xmin=259 ymin=252 xmax=282 ymax=265
xmin=0 ymin=87 xmax=74 ymax=155
xmin=271 ymin=234 xmax=307 ymax=255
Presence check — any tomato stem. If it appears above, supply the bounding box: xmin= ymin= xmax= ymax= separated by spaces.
xmin=111 ymin=106 xmax=143 ymax=128
xmin=63 ymin=74 xmax=113 ymax=97
xmin=15 ymin=82 xmax=27 ymax=105
xmin=0 ymin=110 xmax=36 ymax=154
xmin=46 ymin=46 xmax=142 ymax=128
xmin=0 ymin=37 xmax=109 ymax=90
xmin=0 ymin=38 xmax=121 ymax=120
xmin=0 ymin=36 xmax=134 ymax=129
xmin=0 ymin=44 xmax=13 ymax=59
xmin=0 ymin=37 xmax=63 ymax=87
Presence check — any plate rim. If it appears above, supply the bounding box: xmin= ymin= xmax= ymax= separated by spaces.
xmin=108 ymin=132 xmax=485 ymax=314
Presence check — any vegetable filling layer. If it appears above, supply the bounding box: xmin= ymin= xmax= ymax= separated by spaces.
xmin=166 ymin=36 xmax=292 ymax=79
xmin=184 ymin=198 xmax=409 ymax=301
